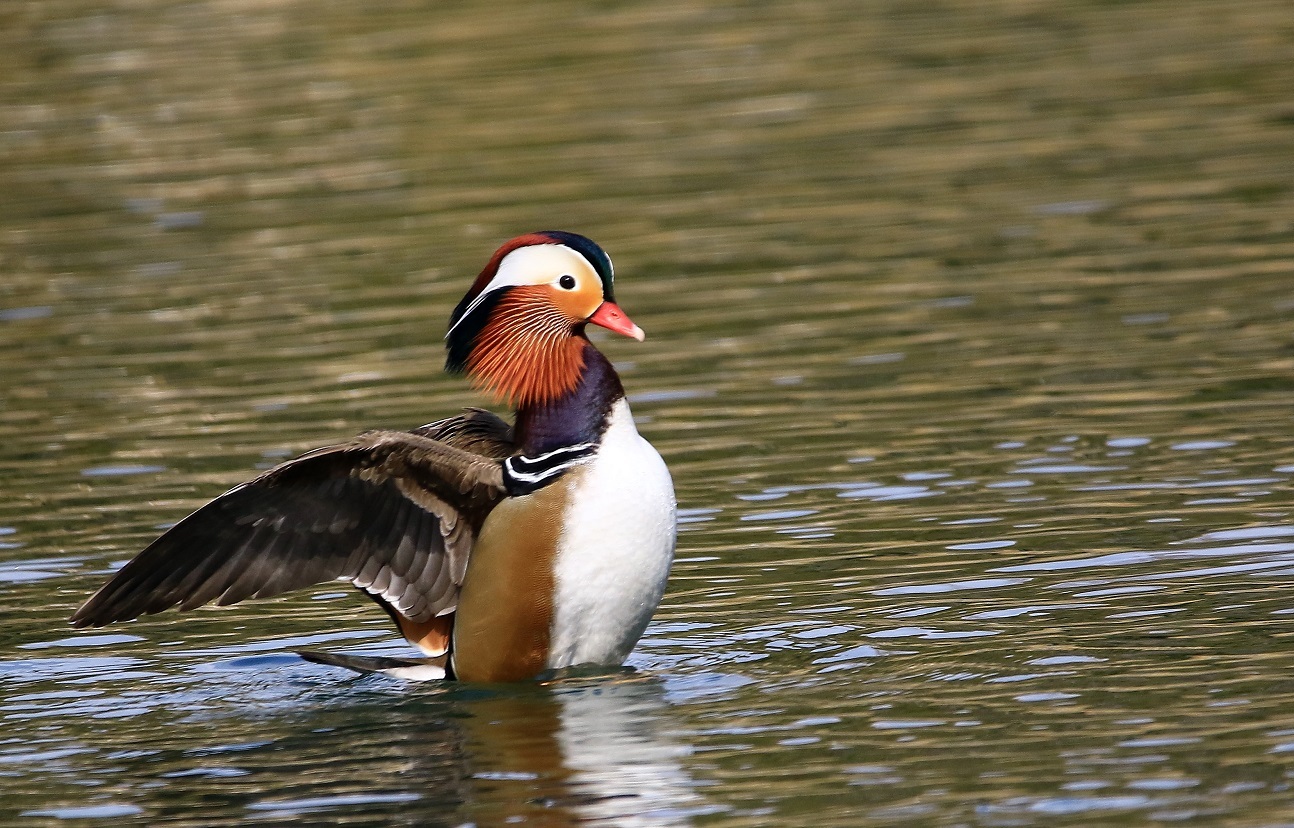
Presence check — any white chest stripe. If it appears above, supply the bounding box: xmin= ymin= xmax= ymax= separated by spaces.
xmin=503 ymin=443 xmax=596 ymax=495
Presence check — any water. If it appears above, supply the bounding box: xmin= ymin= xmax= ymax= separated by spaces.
xmin=4 ymin=0 xmax=1294 ymax=824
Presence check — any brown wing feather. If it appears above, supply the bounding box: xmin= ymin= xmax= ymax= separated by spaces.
xmin=410 ymin=407 xmax=514 ymax=458
xmin=70 ymin=415 xmax=511 ymax=629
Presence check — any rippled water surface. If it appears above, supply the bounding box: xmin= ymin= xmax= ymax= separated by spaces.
xmin=4 ymin=1 xmax=1294 ymax=825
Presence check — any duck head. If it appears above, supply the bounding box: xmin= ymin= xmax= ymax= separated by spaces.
xmin=445 ymin=231 xmax=644 ymax=408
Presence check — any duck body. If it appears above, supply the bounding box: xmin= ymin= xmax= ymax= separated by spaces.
xmin=71 ymin=231 xmax=676 ymax=683
xmin=451 ymin=346 xmax=676 ymax=682
xmin=546 ymin=396 xmax=675 ymax=668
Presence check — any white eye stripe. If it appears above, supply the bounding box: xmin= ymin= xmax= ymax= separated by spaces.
xmin=445 ymin=244 xmax=599 ymax=340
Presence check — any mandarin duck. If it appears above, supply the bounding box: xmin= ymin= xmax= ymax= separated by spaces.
xmin=71 ymin=231 xmax=677 ymax=682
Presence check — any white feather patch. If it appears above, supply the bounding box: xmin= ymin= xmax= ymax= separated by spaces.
xmin=547 ymin=399 xmax=677 ymax=669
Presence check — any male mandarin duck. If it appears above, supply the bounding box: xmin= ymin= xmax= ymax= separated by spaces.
xmin=71 ymin=231 xmax=677 ymax=682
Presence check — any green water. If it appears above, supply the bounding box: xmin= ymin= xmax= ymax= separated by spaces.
xmin=3 ymin=1 xmax=1294 ymax=824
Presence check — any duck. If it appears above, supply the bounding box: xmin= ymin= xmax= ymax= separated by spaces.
xmin=70 ymin=231 xmax=677 ymax=682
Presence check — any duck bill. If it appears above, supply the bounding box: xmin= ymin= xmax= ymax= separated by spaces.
xmin=588 ymin=301 xmax=645 ymax=341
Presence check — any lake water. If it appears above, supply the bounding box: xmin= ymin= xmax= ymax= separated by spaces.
xmin=3 ymin=1 xmax=1294 ymax=825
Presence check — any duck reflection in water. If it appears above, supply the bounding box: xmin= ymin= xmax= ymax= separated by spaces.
xmin=152 ymin=673 xmax=705 ymax=825
xmin=458 ymin=675 xmax=706 ymax=826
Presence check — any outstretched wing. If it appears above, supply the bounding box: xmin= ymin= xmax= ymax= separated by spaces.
xmin=71 ymin=417 xmax=512 ymax=628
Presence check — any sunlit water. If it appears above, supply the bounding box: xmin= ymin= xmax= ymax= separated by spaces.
xmin=4 ymin=1 xmax=1294 ymax=825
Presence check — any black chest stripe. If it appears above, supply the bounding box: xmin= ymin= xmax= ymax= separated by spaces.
xmin=503 ymin=443 xmax=596 ymax=495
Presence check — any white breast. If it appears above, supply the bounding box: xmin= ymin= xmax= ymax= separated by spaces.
xmin=547 ymin=398 xmax=677 ymax=669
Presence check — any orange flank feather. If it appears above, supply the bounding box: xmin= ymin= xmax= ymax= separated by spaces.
xmin=395 ymin=613 xmax=454 ymax=657
xmin=467 ymin=287 xmax=588 ymax=408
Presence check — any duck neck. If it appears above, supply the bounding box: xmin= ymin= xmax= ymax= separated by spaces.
xmin=514 ymin=341 xmax=624 ymax=456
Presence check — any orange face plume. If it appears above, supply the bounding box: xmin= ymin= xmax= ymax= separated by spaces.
xmin=465 ymin=287 xmax=589 ymax=408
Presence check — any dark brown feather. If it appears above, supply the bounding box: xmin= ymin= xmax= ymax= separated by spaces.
xmin=410 ymin=407 xmax=514 ymax=458
xmin=70 ymin=413 xmax=512 ymax=629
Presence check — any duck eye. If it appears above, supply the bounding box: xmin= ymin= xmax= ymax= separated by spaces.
xmin=558 ymin=274 xmax=577 ymax=290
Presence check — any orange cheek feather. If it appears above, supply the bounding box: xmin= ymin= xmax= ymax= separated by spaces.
xmin=467 ymin=287 xmax=588 ymax=408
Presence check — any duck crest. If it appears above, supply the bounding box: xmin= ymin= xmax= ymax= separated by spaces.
xmin=452 ymin=232 xmax=561 ymax=320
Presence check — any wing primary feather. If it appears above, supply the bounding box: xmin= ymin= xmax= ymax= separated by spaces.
xmin=74 ymin=529 xmax=203 ymax=626
xmin=216 ymin=524 xmax=289 ymax=606
xmin=253 ymin=530 xmax=328 ymax=599
xmin=171 ymin=530 xmax=258 ymax=611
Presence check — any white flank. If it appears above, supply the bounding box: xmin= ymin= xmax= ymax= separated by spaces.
xmin=547 ymin=399 xmax=677 ymax=668
xmin=381 ymin=663 xmax=447 ymax=681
